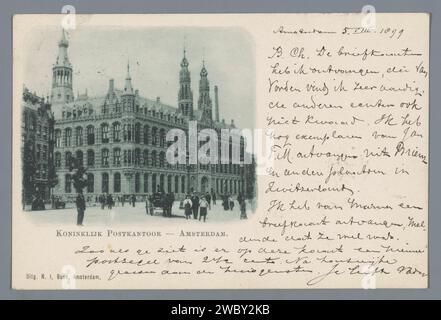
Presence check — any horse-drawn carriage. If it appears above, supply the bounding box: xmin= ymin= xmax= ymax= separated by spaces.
xmin=150 ymin=192 xmax=165 ymax=215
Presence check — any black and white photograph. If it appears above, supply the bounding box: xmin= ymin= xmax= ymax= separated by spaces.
xmin=20 ymin=25 xmax=257 ymax=226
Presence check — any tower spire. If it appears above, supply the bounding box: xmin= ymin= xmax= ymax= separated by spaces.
xmin=178 ymin=48 xmax=193 ymax=117
xmin=123 ymin=60 xmax=134 ymax=94
xmin=51 ymin=28 xmax=73 ymax=105
xmin=198 ymin=59 xmax=212 ymax=122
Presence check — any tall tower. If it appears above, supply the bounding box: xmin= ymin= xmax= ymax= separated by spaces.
xmin=51 ymin=29 xmax=74 ymax=105
xmin=178 ymin=49 xmax=193 ymax=117
xmin=198 ymin=60 xmax=212 ymax=123
xmin=121 ymin=61 xmax=135 ymax=111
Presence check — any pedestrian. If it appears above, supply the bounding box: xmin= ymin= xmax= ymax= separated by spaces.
xmin=164 ymin=193 xmax=171 ymax=217
xmin=145 ymin=194 xmax=152 ymax=215
xmin=199 ymin=196 xmax=209 ymax=222
xmin=107 ymin=193 xmax=113 ymax=210
xmin=222 ymin=194 xmax=229 ymax=211
xmin=229 ymin=195 xmax=234 ymax=211
xmin=76 ymin=190 xmax=86 ymax=226
xmin=183 ymin=195 xmax=192 ymax=220
xmin=238 ymin=192 xmax=244 ymax=205
xmin=168 ymin=192 xmax=175 ymax=217
xmin=212 ymin=190 xmax=216 ymax=205
xmin=131 ymin=194 xmax=136 ymax=207
xmin=121 ymin=195 xmax=125 ymax=207
xmin=191 ymin=192 xmax=200 ymax=220
xmin=100 ymin=193 xmax=106 ymax=210
xmin=205 ymin=192 xmax=211 ymax=210
xmin=240 ymin=199 xmax=247 ymax=219
xmin=147 ymin=194 xmax=154 ymax=215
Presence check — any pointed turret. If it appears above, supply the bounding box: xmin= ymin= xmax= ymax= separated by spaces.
xmin=123 ymin=61 xmax=134 ymax=95
xmin=198 ymin=59 xmax=212 ymax=122
xmin=178 ymin=47 xmax=194 ymax=117
xmin=51 ymin=28 xmax=74 ymax=105
xmin=121 ymin=62 xmax=135 ymax=112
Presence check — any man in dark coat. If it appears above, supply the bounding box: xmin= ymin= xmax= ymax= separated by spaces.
xmin=100 ymin=194 xmax=106 ymax=210
xmin=107 ymin=194 xmax=114 ymax=210
xmin=167 ymin=192 xmax=175 ymax=217
xmin=211 ymin=189 xmax=216 ymax=205
xmin=238 ymin=192 xmax=244 ymax=205
xmin=205 ymin=192 xmax=211 ymax=210
xmin=131 ymin=194 xmax=136 ymax=207
xmin=76 ymin=191 xmax=86 ymax=226
xmin=191 ymin=193 xmax=200 ymax=220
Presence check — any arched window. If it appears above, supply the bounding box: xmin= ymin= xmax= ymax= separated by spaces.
xmin=64 ymin=128 xmax=72 ymax=147
xmin=135 ymin=123 xmax=141 ymax=143
xmin=115 ymin=102 xmax=121 ymax=113
xmin=101 ymin=149 xmax=109 ymax=167
xmin=65 ymin=151 xmax=72 ymax=168
xmin=75 ymin=127 xmax=83 ymax=146
xmin=87 ymin=126 xmax=95 ymax=145
xmin=101 ymin=123 xmax=109 ymax=143
xmin=113 ymin=122 xmax=121 ymax=142
xmin=134 ymin=148 xmax=141 ymax=166
xmin=114 ymin=173 xmax=121 ymax=193
xmin=55 ymin=152 xmax=61 ymax=168
xmin=76 ymin=150 xmax=83 ymax=167
xmin=151 ymin=127 xmax=158 ymax=146
xmin=143 ymin=149 xmax=149 ymax=166
xmin=87 ymin=173 xmax=94 ymax=193
xmin=102 ymin=173 xmax=109 ymax=193
xmin=159 ymin=129 xmax=166 ymax=147
xmin=127 ymin=149 xmax=132 ymax=165
xmin=87 ymin=150 xmax=95 ymax=167
xmin=151 ymin=150 xmax=157 ymax=167
xmin=143 ymin=125 xmax=149 ymax=145
xmin=127 ymin=124 xmax=132 ymax=142
xmin=55 ymin=130 xmax=61 ymax=147
xmin=159 ymin=152 xmax=165 ymax=168
xmin=113 ymin=148 xmax=121 ymax=166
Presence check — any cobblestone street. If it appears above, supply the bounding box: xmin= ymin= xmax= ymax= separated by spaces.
xmin=26 ymin=201 xmax=253 ymax=227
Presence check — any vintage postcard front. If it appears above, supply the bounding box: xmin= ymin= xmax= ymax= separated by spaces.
xmin=12 ymin=13 xmax=429 ymax=289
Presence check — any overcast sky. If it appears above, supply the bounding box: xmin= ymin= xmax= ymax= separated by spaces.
xmin=22 ymin=25 xmax=255 ymax=129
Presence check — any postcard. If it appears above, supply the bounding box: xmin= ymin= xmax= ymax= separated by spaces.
xmin=12 ymin=13 xmax=429 ymax=289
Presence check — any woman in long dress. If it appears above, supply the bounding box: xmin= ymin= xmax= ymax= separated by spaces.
xmin=183 ymin=195 xmax=193 ymax=220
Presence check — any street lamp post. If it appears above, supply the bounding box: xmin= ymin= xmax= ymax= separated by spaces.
xmin=240 ymin=161 xmax=245 ymax=196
